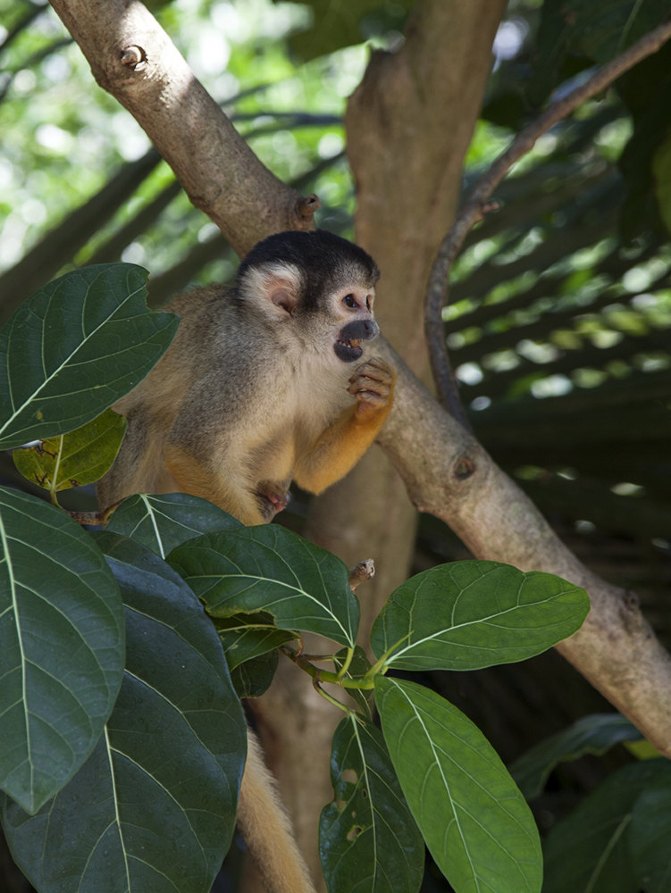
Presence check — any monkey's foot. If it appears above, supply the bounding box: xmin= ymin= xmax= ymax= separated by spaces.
xmin=256 ymin=480 xmax=291 ymax=521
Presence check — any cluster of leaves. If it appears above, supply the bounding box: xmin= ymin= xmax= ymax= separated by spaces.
xmin=511 ymin=713 xmax=671 ymax=893
xmin=0 ymin=264 xmax=591 ymax=892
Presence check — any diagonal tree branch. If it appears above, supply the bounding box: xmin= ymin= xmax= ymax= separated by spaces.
xmin=48 ymin=0 xmax=318 ymax=257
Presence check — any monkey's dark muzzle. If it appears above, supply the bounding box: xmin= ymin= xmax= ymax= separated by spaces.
xmin=334 ymin=319 xmax=379 ymax=362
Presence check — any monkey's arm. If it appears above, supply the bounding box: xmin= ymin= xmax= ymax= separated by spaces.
xmin=294 ymin=356 xmax=395 ymax=493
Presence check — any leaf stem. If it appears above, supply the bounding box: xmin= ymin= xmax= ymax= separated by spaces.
xmin=311 ymin=679 xmax=352 ymax=715
xmin=281 ymin=646 xmax=376 ymax=690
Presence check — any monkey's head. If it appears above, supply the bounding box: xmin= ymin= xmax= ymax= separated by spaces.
xmin=236 ymin=230 xmax=381 ymax=363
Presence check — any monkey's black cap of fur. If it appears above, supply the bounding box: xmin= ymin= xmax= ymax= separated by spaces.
xmin=237 ymin=230 xmax=379 ymax=308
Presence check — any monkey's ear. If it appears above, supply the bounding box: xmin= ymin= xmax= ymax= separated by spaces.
xmin=240 ymin=263 xmax=302 ymax=317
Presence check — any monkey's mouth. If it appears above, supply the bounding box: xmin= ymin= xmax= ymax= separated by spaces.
xmin=334 ymin=337 xmax=363 ymax=363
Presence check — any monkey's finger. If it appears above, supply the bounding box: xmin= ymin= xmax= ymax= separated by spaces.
xmin=348 ymin=376 xmax=392 ymax=397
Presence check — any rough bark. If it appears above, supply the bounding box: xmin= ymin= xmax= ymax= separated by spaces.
xmin=45 ymin=1 xmax=671 ymax=890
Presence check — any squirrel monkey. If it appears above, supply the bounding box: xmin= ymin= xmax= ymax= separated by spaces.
xmin=98 ymin=229 xmax=395 ymax=893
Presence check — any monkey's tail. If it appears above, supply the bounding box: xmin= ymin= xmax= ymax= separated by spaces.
xmin=237 ymin=730 xmax=318 ymax=893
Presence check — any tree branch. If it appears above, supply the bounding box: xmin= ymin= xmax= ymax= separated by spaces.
xmin=376 ymin=340 xmax=671 ymax=757
xmin=47 ymin=0 xmax=318 ymax=257
xmin=425 ymin=18 xmax=671 ymax=412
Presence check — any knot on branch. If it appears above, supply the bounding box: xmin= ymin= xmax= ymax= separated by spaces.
xmin=295 ymin=193 xmax=320 ymax=226
xmin=453 ymin=453 xmax=477 ymax=481
xmin=120 ymin=45 xmax=147 ymax=71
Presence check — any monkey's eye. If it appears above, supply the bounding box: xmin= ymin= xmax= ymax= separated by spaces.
xmin=343 ymin=294 xmax=358 ymax=309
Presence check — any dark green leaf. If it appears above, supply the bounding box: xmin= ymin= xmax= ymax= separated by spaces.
xmin=13 ymin=408 xmax=127 ymax=495
xmin=0 ymin=264 xmax=178 ymax=449
xmin=231 ymin=650 xmax=279 ymax=699
xmin=530 ymin=0 xmax=671 ymax=104
xmin=653 ymin=134 xmax=671 ymax=236
xmin=169 ymin=525 xmax=359 ymax=648
xmin=320 ymin=715 xmax=424 ymax=893
xmin=283 ymin=0 xmax=412 ymax=61
xmin=2 ymin=533 xmax=246 ymax=893
xmin=511 ymin=713 xmax=641 ymax=800
xmin=376 ymin=677 xmax=542 ymax=893
xmin=543 ymin=760 xmax=671 ymax=893
xmin=371 ymin=561 xmax=589 ymax=671
xmin=107 ymin=492 xmax=241 ymax=558
xmin=630 ymin=780 xmax=671 ymax=893
xmin=0 ymin=487 xmax=124 ymax=814
xmin=214 ymin=612 xmax=296 ymax=669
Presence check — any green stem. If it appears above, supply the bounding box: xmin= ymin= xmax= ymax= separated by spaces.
xmin=336 ymin=646 xmax=354 ymax=680
xmin=312 ymin=680 xmax=352 ymax=715
xmin=282 ymin=647 xmax=376 ymax=690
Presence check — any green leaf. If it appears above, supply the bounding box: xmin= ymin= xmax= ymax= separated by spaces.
xmin=630 ymin=780 xmax=671 ymax=893
xmin=231 ymin=650 xmax=279 ymax=699
xmin=511 ymin=713 xmax=641 ymax=800
xmin=530 ymin=0 xmax=671 ymax=104
xmin=0 ymin=264 xmax=178 ymax=450
xmin=283 ymin=0 xmax=412 ymax=62
xmin=168 ymin=525 xmax=359 ymax=648
xmin=543 ymin=760 xmax=671 ymax=893
xmin=375 ymin=677 xmax=542 ymax=893
xmin=371 ymin=561 xmax=589 ymax=672
xmin=0 ymin=487 xmax=124 ymax=814
xmin=107 ymin=492 xmax=241 ymax=559
xmin=320 ymin=715 xmax=424 ymax=893
xmin=2 ymin=533 xmax=246 ymax=893
xmin=214 ymin=611 xmax=296 ymax=670
xmin=13 ymin=408 xmax=127 ymax=496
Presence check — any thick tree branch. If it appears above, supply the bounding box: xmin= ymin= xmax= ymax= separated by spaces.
xmin=425 ymin=18 xmax=671 ymax=412
xmin=47 ymin=0 xmax=671 ymax=758
xmin=376 ymin=340 xmax=671 ymax=756
xmin=48 ymin=0 xmax=318 ymax=256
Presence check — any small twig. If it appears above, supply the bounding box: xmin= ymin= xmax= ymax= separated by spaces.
xmin=348 ymin=559 xmax=375 ymax=592
xmin=425 ymin=19 xmax=671 ymax=417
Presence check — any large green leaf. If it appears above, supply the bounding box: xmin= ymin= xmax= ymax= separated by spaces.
xmin=511 ymin=713 xmax=641 ymax=800
xmin=2 ymin=534 xmax=246 ymax=893
xmin=169 ymin=525 xmax=359 ymax=648
xmin=107 ymin=492 xmax=241 ymax=559
xmin=0 ymin=487 xmax=124 ymax=814
xmin=13 ymin=408 xmax=127 ymax=496
xmin=371 ymin=561 xmax=589 ymax=671
xmin=543 ymin=760 xmax=671 ymax=893
xmin=320 ymin=715 xmax=424 ymax=893
xmin=376 ymin=677 xmax=542 ymax=893
xmin=0 ymin=264 xmax=178 ymax=450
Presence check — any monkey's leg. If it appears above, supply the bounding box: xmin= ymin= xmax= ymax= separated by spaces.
xmin=238 ymin=730 xmax=317 ymax=893
xmin=164 ymin=444 xmax=268 ymax=525
xmin=294 ymin=356 xmax=395 ymax=493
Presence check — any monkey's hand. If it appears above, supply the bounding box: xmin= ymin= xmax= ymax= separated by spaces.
xmin=348 ymin=356 xmax=395 ymax=421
